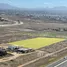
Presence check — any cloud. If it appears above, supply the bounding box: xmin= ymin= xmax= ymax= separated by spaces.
xmin=44 ymin=2 xmax=53 ymax=8
xmin=44 ymin=2 xmax=51 ymax=5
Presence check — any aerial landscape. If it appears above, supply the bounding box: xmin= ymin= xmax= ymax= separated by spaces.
xmin=0 ymin=0 xmax=67 ymax=67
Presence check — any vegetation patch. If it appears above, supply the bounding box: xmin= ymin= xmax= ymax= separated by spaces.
xmin=9 ymin=37 xmax=65 ymax=49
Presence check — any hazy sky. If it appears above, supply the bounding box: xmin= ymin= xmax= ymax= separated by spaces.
xmin=0 ymin=0 xmax=67 ymax=8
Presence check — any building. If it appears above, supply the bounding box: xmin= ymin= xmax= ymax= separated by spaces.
xmin=16 ymin=48 xmax=29 ymax=53
xmin=7 ymin=46 xmax=19 ymax=51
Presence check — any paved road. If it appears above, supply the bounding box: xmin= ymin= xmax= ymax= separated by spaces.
xmin=46 ymin=57 xmax=67 ymax=67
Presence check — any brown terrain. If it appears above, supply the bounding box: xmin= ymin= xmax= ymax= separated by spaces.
xmin=0 ymin=15 xmax=67 ymax=67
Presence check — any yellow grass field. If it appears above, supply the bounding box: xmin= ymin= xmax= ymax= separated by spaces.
xmin=9 ymin=37 xmax=65 ymax=49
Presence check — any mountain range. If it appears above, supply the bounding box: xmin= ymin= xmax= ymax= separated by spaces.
xmin=0 ymin=3 xmax=67 ymax=11
xmin=0 ymin=3 xmax=18 ymax=10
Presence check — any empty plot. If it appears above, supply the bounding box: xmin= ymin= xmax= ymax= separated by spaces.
xmin=9 ymin=37 xmax=65 ymax=49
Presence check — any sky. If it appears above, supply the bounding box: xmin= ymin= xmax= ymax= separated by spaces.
xmin=0 ymin=0 xmax=67 ymax=8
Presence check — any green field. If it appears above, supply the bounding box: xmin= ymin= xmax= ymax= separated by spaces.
xmin=9 ymin=37 xmax=65 ymax=49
